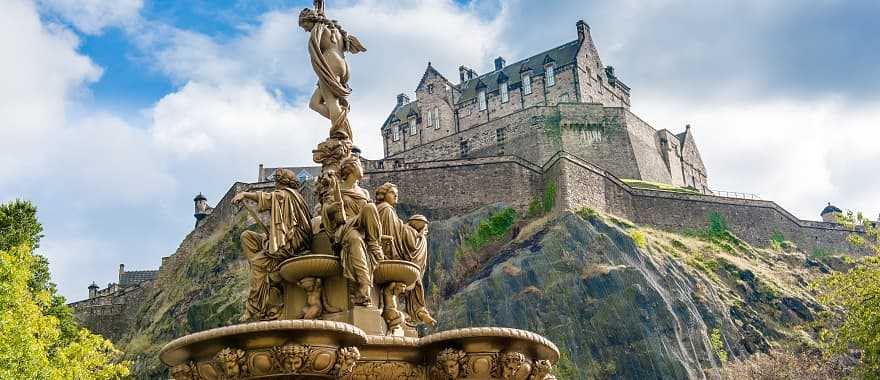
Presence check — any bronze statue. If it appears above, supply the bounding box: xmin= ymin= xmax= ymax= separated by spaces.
xmin=233 ymin=169 xmax=312 ymax=321
xmin=323 ymin=157 xmax=383 ymax=305
xmin=375 ymin=183 xmax=437 ymax=327
xmin=299 ymin=0 xmax=366 ymax=140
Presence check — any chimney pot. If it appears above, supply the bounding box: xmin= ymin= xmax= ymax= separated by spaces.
xmin=494 ymin=56 xmax=506 ymax=71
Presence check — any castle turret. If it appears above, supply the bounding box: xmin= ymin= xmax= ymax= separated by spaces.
xmin=194 ymin=193 xmax=213 ymax=227
xmin=88 ymin=282 xmax=99 ymax=299
xmin=821 ymin=202 xmax=842 ymax=223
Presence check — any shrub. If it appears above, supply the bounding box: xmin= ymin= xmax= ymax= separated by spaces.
xmin=710 ymin=328 xmax=729 ymax=363
xmin=465 ymin=208 xmax=518 ymax=251
xmin=630 ymin=229 xmax=647 ymax=248
xmin=769 ymin=231 xmax=785 ymax=250
xmin=543 ymin=182 xmax=556 ymax=213
xmin=526 ymin=197 xmax=543 ymax=218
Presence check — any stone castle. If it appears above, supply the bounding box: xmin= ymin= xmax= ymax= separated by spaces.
xmin=70 ymin=19 xmax=868 ymax=334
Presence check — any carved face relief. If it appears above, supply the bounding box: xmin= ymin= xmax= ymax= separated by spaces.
xmin=436 ymin=348 xmax=466 ymax=379
xmin=274 ymin=344 xmax=309 ymax=373
xmin=335 ymin=347 xmax=361 ymax=377
xmin=500 ymin=352 xmax=527 ymax=380
xmin=530 ymin=360 xmax=554 ymax=380
xmin=215 ymin=348 xmax=246 ymax=378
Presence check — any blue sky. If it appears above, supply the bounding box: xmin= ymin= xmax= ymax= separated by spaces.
xmin=1 ymin=0 xmax=879 ymax=301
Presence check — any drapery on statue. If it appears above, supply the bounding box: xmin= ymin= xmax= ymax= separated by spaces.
xmin=233 ymin=169 xmax=313 ymax=321
xmin=375 ymin=183 xmax=437 ymax=327
xmin=299 ymin=0 xmax=366 ymax=141
xmin=323 ymin=156 xmax=383 ymax=306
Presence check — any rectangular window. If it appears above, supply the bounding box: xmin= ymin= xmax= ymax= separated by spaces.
xmin=409 ymin=119 xmax=417 ymax=136
xmin=500 ymin=82 xmax=509 ymax=103
xmin=478 ymin=90 xmax=487 ymax=111
xmin=392 ymin=125 xmax=400 ymax=141
xmin=522 ymin=74 xmax=532 ymax=95
xmin=459 ymin=140 xmax=469 ymax=157
xmin=433 ymin=108 xmax=440 ymax=129
xmin=559 ymin=93 xmax=569 ymax=103
xmin=545 ymin=65 xmax=555 ymax=87
xmin=425 ymin=109 xmax=433 ymax=128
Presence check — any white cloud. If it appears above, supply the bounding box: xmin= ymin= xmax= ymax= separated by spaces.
xmin=636 ymin=96 xmax=880 ymax=220
xmin=39 ymin=0 xmax=143 ymax=35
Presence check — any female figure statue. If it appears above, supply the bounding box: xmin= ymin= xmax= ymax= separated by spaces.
xmin=299 ymin=0 xmax=366 ymax=140
xmin=375 ymin=183 xmax=437 ymax=327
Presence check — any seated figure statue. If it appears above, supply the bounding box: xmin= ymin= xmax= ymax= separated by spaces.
xmin=375 ymin=182 xmax=437 ymax=327
xmin=233 ymin=169 xmax=312 ymax=321
xmin=323 ymin=156 xmax=383 ymax=306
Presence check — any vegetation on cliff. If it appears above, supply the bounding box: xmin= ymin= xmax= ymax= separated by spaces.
xmin=0 ymin=200 xmax=129 ymax=379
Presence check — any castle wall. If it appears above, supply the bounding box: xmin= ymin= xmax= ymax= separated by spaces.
xmin=414 ymin=72 xmax=457 ymax=145
xmin=624 ymin=111 xmax=676 ymax=184
xmin=575 ymin=28 xmax=630 ymax=108
xmin=70 ymin=282 xmax=151 ymax=342
xmin=556 ymin=105 xmax=643 ymax=181
xmin=658 ymin=130 xmax=686 ymax=187
xmin=546 ymin=153 xmax=866 ymax=255
xmin=388 ymin=106 xmax=560 ymax=166
xmin=361 ymin=156 xmax=543 ymax=220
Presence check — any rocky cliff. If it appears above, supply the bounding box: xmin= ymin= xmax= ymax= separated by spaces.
xmin=120 ymin=202 xmax=836 ymax=379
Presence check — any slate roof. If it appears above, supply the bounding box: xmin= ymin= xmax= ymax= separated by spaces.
xmin=383 ymin=100 xmax=420 ymax=128
xmin=260 ymin=166 xmax=321 ymax=182
xmin=456 ymin=40 xmax=581 ymax=104
xmin=119 ymin=270 xmax=157 ymax=287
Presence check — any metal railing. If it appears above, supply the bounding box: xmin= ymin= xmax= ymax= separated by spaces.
xmin=709 ymin=189 xmax=761 ymax=200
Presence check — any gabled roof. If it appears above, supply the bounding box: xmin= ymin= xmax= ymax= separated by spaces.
xmin=416 ymin=62 xmax=453 ymax=92
xmin=382 ymin=100 xmax=420 ymax=128
xmin=456 ymin=40 xmax=581 ymax=104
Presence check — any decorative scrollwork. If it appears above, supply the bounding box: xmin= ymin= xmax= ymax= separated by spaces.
xmin=334 ymin=346 xmax=361 ymax=377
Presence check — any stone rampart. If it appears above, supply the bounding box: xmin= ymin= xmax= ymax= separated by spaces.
xmin=547 ymin=152 xmax=867 ymax=254
xmin=361 ymin=155 xmax=544 ymax=220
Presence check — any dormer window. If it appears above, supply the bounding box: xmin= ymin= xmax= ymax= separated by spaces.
xmin=545 ymin=64 xmax=556 ymax=87
xmin=522 ymin=73 xmax=532 ymax=95
xmin=478 ymin=90 xmax=487 ymax=111
xmin=500 ymin=81 xmax=509 ymax=103
xmin=409 ymin=119 xmax=417 ymax=136
xmin=392 ymin=124 xmax=400 ymax=141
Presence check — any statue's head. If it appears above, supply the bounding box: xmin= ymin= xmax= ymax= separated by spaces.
xmin=298 ymin=8 xmax=322 ymax=31
xmin=375 ymin=182 xmax=399 ymax=205
xmin=274 ymin=168 xmax=300 ymax=190
xmin=436 ymin=348 xmax=465 ymax=379
xmin=339 ymin=156 xmax=363 ymax=181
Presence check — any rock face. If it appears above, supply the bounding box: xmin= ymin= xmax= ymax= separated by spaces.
xmin=121 ymin=204 xmax=830 ymax=379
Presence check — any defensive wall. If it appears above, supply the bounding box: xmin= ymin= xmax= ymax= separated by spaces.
xmin=69 ymin=282 xmax=151 ymax=342
xmin=546 ymin=152 xmax=866 ymax=254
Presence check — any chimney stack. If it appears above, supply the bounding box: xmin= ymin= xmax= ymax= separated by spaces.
xmin=576 ymin=20 xmax=589 ymax=42
xmin=459 ymin=65 xmax=478 ymax=84
xmin=494 ymin=56 xmax=506 ymax=71
xmin=396 ymin=93 xmax=410 ymax=106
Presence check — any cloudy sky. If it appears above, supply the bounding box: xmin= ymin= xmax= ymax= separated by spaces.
xmin=1 ymin=0 xmax=878 ymax=301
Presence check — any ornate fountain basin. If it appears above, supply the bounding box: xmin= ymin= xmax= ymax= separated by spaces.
xmin=278 ymin=254 xmax=342 ymax=283
xmin=372 ymin=260 xmax=420 ymax=286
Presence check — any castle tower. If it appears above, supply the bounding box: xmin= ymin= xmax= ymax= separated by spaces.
xmin=193 ymin=193 xmax=213 ymax=227
xmin=821 ymin=202 xmax=843 ymax=223
xmin=88 ymin=282 xmax=99 ymax=299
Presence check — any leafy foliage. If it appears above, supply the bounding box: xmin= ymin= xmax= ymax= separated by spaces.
xmin=0 ymin=200 xmax=129 ymax=379
xmin=816 ymin=210 xmax=880 ymax=376
xmin=629 ymin=229 xmax=647 ymax=249
xmin=465 ymin=208 xmax=518 ymax=250
xmin=688 ymin=212 xmax=749 ymax=253
xmin=543 ymin=182 xmax=556 ymax=213
xmin=710 ymin=328 xmax=728 ymax=363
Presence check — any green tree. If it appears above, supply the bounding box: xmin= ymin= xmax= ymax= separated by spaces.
xmin=817 ymin=210 xmax=880 ymax=376
xmin=0 ymin=200 xmax=129 ymax=379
